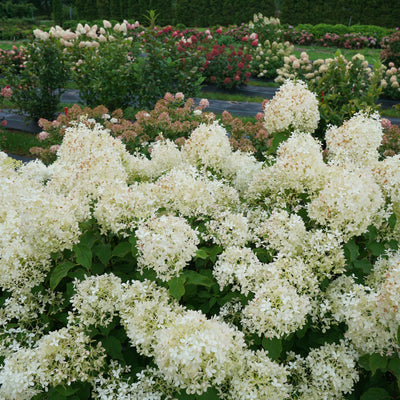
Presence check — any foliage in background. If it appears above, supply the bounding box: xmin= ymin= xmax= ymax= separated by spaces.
xmin=4 ymin=35 xmax=69 ymax=121
xmin=280 ymin=0 xmax=400 ymax=28
xmin=380 ymin=30 xmax=400 ymax=67
xmin=310 ymin=54 xmax=383 ymax=137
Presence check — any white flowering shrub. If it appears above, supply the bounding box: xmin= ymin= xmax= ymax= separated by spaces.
xmin=251 ymin=40 xmax=294 ymax=79
xmin=1 ymin=84 xmax=400 ymax=398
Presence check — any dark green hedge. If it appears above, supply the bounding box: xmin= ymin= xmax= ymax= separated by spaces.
xmin=74 ymin=0 xmax=276 ymax=26
xmin=280 ymin=0 xmax=400 ymax=28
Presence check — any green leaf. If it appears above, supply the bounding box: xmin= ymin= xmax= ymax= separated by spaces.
xmin=78 ymin=229 xmax=97 ymax=249
xmin=195 ymin=249 xmax=208 ymax=260
xmin=262 ymin=337 xmax=282 ymax=361
xmin=389 ymin=213 xmax=397 ymax=231
xmin=344 ymin=239 xmax=359 ymax=262
xmin=50 ymin=261 xmax=76 ymax=290
xmin=367 ymin=241 xmax=385 ymax=257
xmin=168 ymin=275 xmax=186 ymax=301
xmin=112 ymin=242 xmax=131 ymax=258
xmin=369 ymin=353 xmax=388 ymax=375
xmin=358 ymin=354 xmax=371 ymax=371
xmin=360 ymin=387 xmax=390 ymax=400
xmin=73 ymin=243 xmax=92 ymax=270
xmin=101 ymin=335 xmax=124 ymax=361
xmin=388 ymin=358 xmax=400 ymax=379
xmin=183 ymin=270 xmax=215 ymax=288
xmin=93 ymin=243 xmax=112 ymax=266
xmin=54 ymin=384 xmax=80 ymax=396
xmin=397 ymin=326 xmax=400 ymax=347
xmin=352 ymin=259 xmax=373 ymax=274
xmin=197 ymin=387 xmax=220 ymax=399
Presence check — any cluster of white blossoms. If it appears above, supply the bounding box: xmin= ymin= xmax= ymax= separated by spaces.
xmin=71 ymin=273 xmax=123 ymax=328
xmin=307 ymin=166 xmax=385 ymax=239
xmin=2 ymin=80 xmax=400 ymax=399
xmin=264 ymin=79 xmax=320 ymax=134
xmin=288 ymin=341 xmax=359 ymax=400
xmin=326 ymin=251 xmax=400 ymax=355
xmin=0 ymin=326 xmax=105 ymax=399
xmin=326 ymin=111 xmax=383 ymax=167
xmin=136 ymin=215 xmax=200 ymax=281
xmin=204 ymin=211 xmax=252 ymax=247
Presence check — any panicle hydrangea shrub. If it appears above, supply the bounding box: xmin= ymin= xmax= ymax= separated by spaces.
xmin=1 ymin=81 xmax=400 ymax=399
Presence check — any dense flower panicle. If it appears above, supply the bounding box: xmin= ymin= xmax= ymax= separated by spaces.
xmin=264 ymin=80 xmax=320 ymax=134
xmin=48 ymin=121 xmax=130 ymax=200
xmin=153 ymin=310 xmax=246 ymax=395
xmin=93 ymin=181 xmax=159 ymax=235
xmin=136 ymin=215 xmax=200 ymax=281
xmin=117 ymin=280 xmax=183 ymax=356
xmin=153 ymin=166 xmax=240 ymax=218
xmin=288 ymin=341 xmax=359 ymax=399
xmin=326 ymin=275 xmax=399 ymax=355
xmin=255 ymin=209 xmax=307 ymax=255
xmin=71 ymin=274 xmax=123 ymax=328
xmin=373 ymin=154 xmax=400 ymax=205
xmin=0 ymin=170 xmax=82 ymax=295
xmin=272 ymin=131 xmax=326 ymax=193
xmin=226 ymin=349 xmax=291 ymax=400
xmin=223 ymin=150 xmax=262 ymax=192
xmin=307 ymin=166 xmax=385 ymax=238
xmin=372 ymin=252 xmax=400 ymax=326
xmin=0 ymin=326 xmax=105 ymax=399
xmin=204 ymin=211 xmax=252 ymax=247
xmin=213 ymin=246 xmax=274 ymax=295
xmin=241 ymin=279 xmax=311 ymax=338
xmin=326 ymin=112 xmax=383 ymax=167
xmin=182 ymin=121 xmax=233 ymax=173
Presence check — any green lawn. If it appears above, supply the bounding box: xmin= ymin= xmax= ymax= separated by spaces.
xmin=292 ymin=45 xmax=382 ymax=64
xmin=0 ymin=40 xmax=26 ymax=50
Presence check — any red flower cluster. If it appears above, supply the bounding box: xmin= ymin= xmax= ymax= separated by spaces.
xmin=200 ymin=44 xmax=252 ymax=89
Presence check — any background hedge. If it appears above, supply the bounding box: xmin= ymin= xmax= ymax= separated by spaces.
xmin=280 ymin=0 xmax=400 ymax=28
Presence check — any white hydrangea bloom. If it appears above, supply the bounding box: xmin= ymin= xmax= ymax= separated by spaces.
xmin=153 ymin=310 xmax=246 ymax=395
xmin=136 ymin=215 xmax=199 ymax=281
xmin=0 ymin=172 xmax=83 ymax=294
xmin=204 ymin=211 xmax=252 ymax=247
xmin=288 ymin=341 xmax=359 ymax=400
xmin=327 ymin=275 xmax=398 ymax=355
xmin=144 ymin=139 xmax=186 ymax=180
xmin=307 ymin=166 xmax=384 ymax=238
xmin=94 ymin=181 xmax=159 ymax=235
xmin=326 ymin=112 xmax=382 ymax=167
xmin=264 ymin=79 xmax=320 ymax=134
xmin=154 ymin=166 xmax=240 ymax=218
xmin=48 ymin=121 xmax=130 ymax=201
xmin=223 ymin=150 xmax=262 ymax=193
xmin=0 ymin=326 xmax=105 ymax=398
xmin=241 ymin=280 xmax=311 ymax=338
xmin=213 ymin=247 xmax=275 ymax=295
xmin=117 ymin=280 xmax=183 ymax=356
xmin=182 ymin=121 xmax=232 ymax=173
xmin=272 ymin=131 xmax=327 ymax=193
xmin=255 ymin=208 xmax=307 ymax=255
xmin=373 ymin=154 xmax=400 ymax=204
xmin=226 ymin=349 xmax=291 ymax=400
xmin=71 ymin=273 xmax=123 ymax=328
